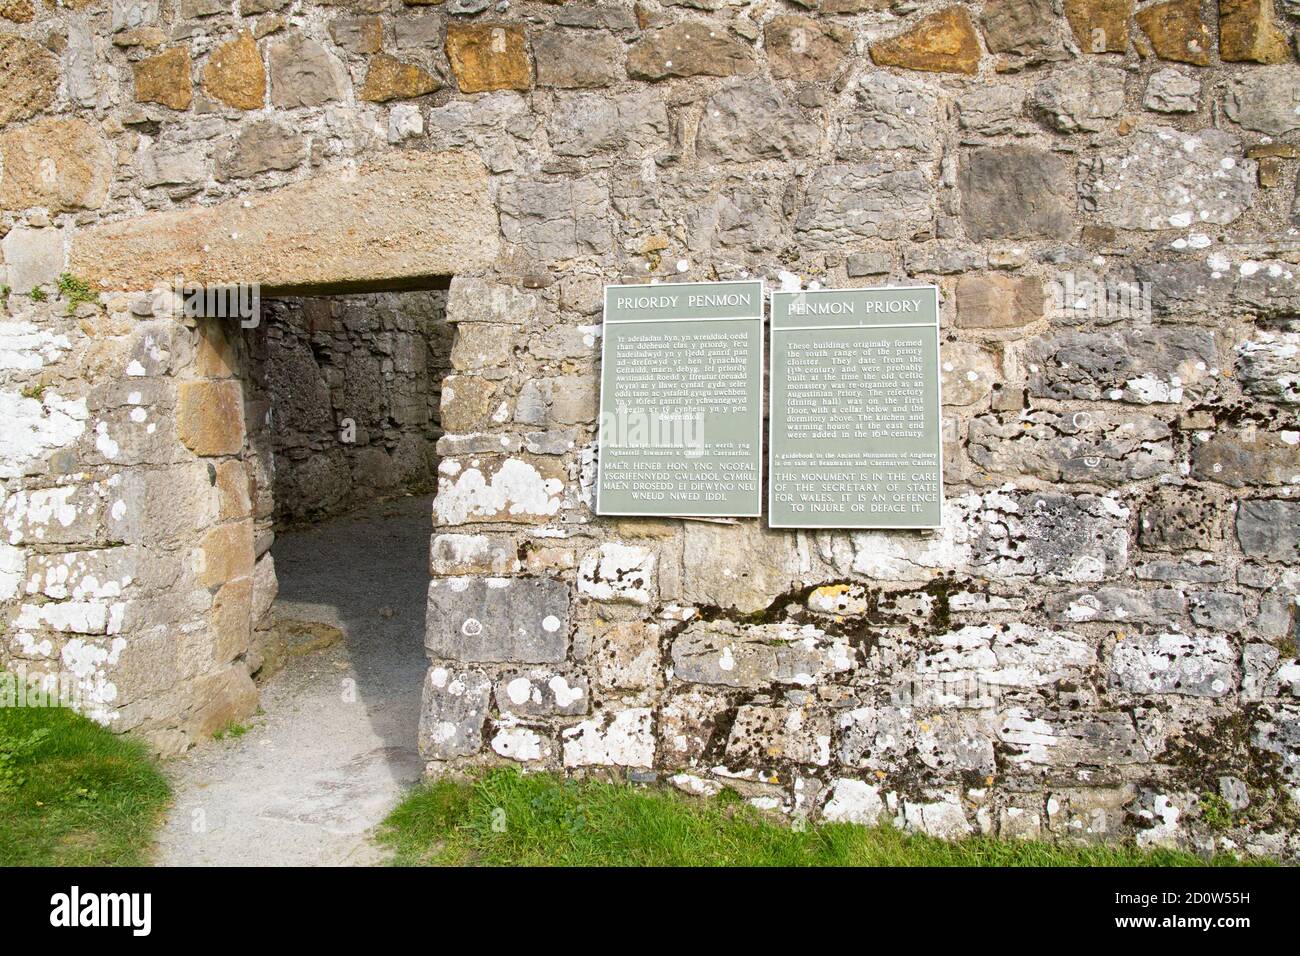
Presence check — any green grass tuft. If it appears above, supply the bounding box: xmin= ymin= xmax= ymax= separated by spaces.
xmin=0 ymin=703 xmax=170 ymax=867
xmin=378 ymin=768 xmax=1266 ymax=868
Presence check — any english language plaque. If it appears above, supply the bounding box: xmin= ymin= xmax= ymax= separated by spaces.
xmin=769 ymin=286 xmax=943 ymax=529
xmin=596 ymin=280 xmax=764 ymax=518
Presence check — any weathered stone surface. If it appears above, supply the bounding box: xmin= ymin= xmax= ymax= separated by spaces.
xmin=446 ymin=275 xmax=539 ymax=326
xmin=796 ymin=163 xmax=934 ymax=247
xmin=533 ymin=28 xmax=623 ymax=88
xmin=498 ymin=178 xmax=611 ymax=260
xmin=1030 ymin=66 xmax=1126 ymax=133
xmin=1027 ymin=327 xmax=1216 ymax=404
xmin=981 ymin=0 xmax=1059 ymax=56
xmin=1139 ymin=487 xmax=1221 ymax=552
xmin=203 ymin=32 xmax=266 ymax=111
xmin=911 ymin=623 xmax=1095 ymax=698
xmin=417 ymin=665 xmax=491 ymax=759
xmin=959 ymin=147 xmax=1075 ymax=241
xmin=329 ymin=15 xmax=383 ymax=54
xmin=838 ymin=72 xmax=939 ymax=158
xmin=429 ymin=533 xmax=520 ymax=576
xmin=562 ymin=708 xmax=654 ymax=767
xmin=957 ymin=87 xmax=1025 ymax=135
xmin=133 ymin=47 xmax=192 ymax=111
xmin=973 ymin=491 xmax=1129 ymax=583
xmin=1218 ymin=0 xmax=1291 ymax=63
xmin=1225 ymin=70 xmax=1300 ymax=136
xmin=956 ymin=274 xmax=1043 ymax=329
xmin=968 ymin=410 xmax=1174 ymax=486
xmin=940 ymin=342 xmax=999 ymax=406
xmin=1143 ymin=68 xmax=1201 ymax=113
xmin=1192 ymin=430 xmax=1300 ymax=488
xmin=999 ymin=707 xmax=1148 ymax=767
xmin=1189 ymin=591 xmax=1246 ymax=632
xmin=681 ymin=520 xmax=804 ymax=613
xmin=425 ymin=575 xmax=568 ymax=662
xmin=1111 ymin=632 xmax=1236 ymax=697
xmin=216 ymin=118 xmax=305 ymax=181
xmin=136 ymin=145 xmax=205 ymax=189
xmin=71 ymin=151 xmax=496 ymax=290
xmin=576 ymin=543 xmax=655 ymax=604
xmin=0 ymin=34 xmax=57 ymax=126
xmin=1236 ymin=500 xmax=1300 ymax=563
xmin=450 ymin=323 xmax=514 ymax=370
xmin=1065 ymin=0 xmax=1132 ymax=53
xmin=1135 ymin=0 xmax=1212 ymax=65
xmin=269 ymin=35 xmax=345 ymax=108
xmin=547 ymin=90 xmax=667 ymax=158
xmin=1237 ymin=333 xmax=1299 ymax=405
xmin=446 ymin=23 xmax=532 ymax=93
xmin=765 ymin=15 xmax=852 ymax=82
xmin=1083 ymin=127 xmax=1256 ymax=230
xmin=360 ymin=53 xmax=438 ymax=102
xmin=495 ymin=669 xmax=588 ymax=716
xmin=433 ymin=455 xmax=564 ymax=525
xmin=697 ymin=80 xmax=821 ymax=164
xmin=0 ymin=0 xmax=34 ymax=21
xmin=1048 ymin=587 xmax=1186 ymax=624
xmin=822 ymin=779 xmax=887 ymax=825
xmin=1252 ymin=703 xmax=1300 ymax=782
xmin=726 ymin=703 xmax=834 ymax=767
xmin=869 ymin=7 xmax=981 ymax=75
xmin=177 ymin=381 xmax=244 ymax=456
xmin=0 ymin=119 xmax=112 ymax=213
xmin=582 ymin=620 xmax=660 ymax=690
xmin=627 ymin=20 xmax=755 ymax=80
xmin=672 ymin=619 xmax=852 ymax=688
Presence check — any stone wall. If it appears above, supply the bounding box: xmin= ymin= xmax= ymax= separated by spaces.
xmin=243 ymin=291 xmax=450 ymax=525
xmin=0 ymin=0 xmax=1298 ymax=858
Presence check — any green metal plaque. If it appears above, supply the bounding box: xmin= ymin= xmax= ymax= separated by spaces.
xmin=597 ymin=280 xmax=764 ymax=518
xmin=769 ymin=286 xmax=943 ymax=529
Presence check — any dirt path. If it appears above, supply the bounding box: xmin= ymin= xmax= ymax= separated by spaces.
xmin=154 ymin=496 xmax=432 ymax=867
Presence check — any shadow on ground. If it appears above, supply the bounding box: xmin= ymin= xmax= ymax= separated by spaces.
xmin=154 ymin=495 xmax=431 ymax=866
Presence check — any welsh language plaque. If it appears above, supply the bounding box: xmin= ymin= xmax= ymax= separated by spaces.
xmin=769 ymin=286 xmax=943 ymax=529
xmin=596 ymin=280 xmax=764 ymax=518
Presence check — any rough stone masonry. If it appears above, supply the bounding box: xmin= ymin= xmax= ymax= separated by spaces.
xmin=0 ymin=0 xmax=1298 ymax=859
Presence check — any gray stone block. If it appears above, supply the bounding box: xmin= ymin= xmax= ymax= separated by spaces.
xmin=426 ymin=575 xmax=569 ymax=663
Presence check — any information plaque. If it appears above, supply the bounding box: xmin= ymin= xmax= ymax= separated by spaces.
xmin=769 ymin=286 xmax=942 ymax=529
xmin=597 ymin=280 xmax=764 ymax=518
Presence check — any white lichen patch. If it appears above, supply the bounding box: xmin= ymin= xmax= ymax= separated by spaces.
xmin=432 ymin=457 xmax=563 ymax=524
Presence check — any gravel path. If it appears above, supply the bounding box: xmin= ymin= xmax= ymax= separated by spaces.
xmin=154 ymin=496 xmax=432 ymax=867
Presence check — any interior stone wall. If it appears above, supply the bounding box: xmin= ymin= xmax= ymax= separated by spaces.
xmin=242 ymin=290 xmax=450 ymax=526
xmin=1 ymin=0 xmax=1298 ymax=859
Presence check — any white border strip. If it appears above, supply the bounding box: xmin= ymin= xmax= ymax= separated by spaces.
xmin=767 ymin=285 xmax=944 ymax=531
xmin=596 ymin=279 xmax=765 ymax=519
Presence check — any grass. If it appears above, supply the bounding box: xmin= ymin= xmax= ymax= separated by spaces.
xmin=379 ymin=768 xmax=1264 ymax=868
xmin=0 ymin=704 xmax=170 ymax=866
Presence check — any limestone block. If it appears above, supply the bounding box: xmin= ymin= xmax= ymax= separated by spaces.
xmin=1080 ymin=128 xmax=1254 ymax=231
xmin=177 ymin=380 xmax=245 ymax=456
xmin=562 ymin=708 xmax=655 ymax=767
xmin=425 ymin=575 xmax=569 ymax=662
xmin=445 ymin=23 xmax=532 ymax=93
xmin=671 ymin=619 xmax=853 ymax=688
xmin=494 ymin=669 xmax=588 ymax=716
xmin=1111 ymin=632 xmax=1236 ymax=696
xmin=71 ymin=151 xmax=497 ymax=290
xmin=0 ymin=119 xmax=112 ymax=212
xmin=627 ymin=20 xmax=755 ymax=80
xmin=417 ymin=664 xmax=491 ymax=759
